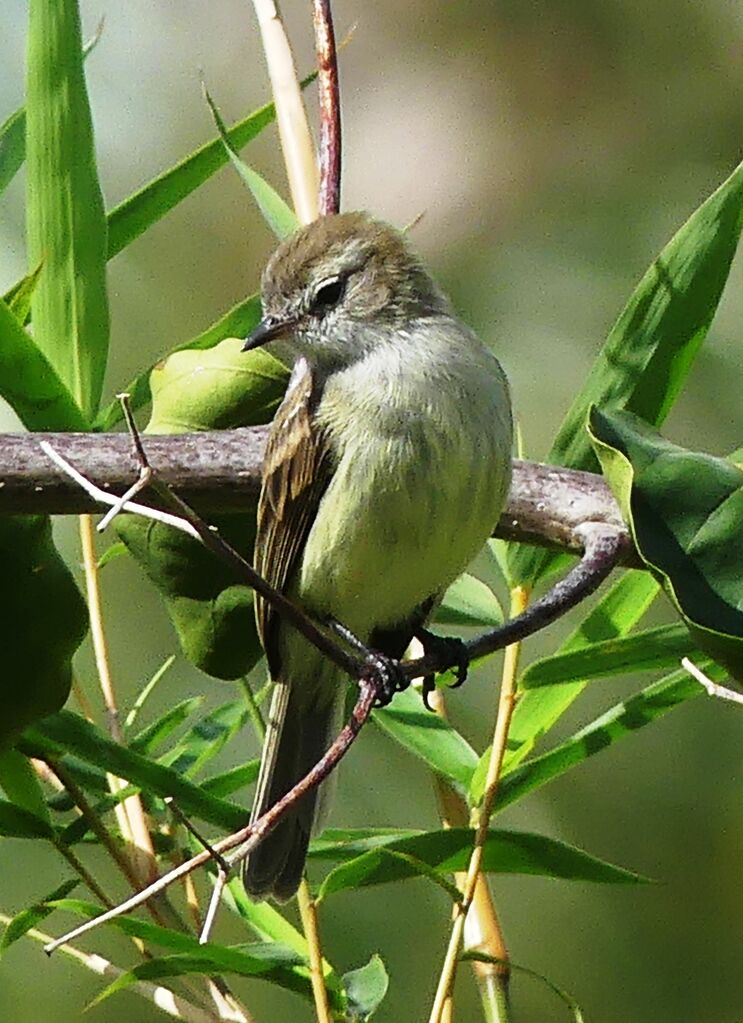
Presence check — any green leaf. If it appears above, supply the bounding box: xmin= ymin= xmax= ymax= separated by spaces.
xmin=493 ymin=570 xmax=659 ymax=787
xmin=23 ymin=711 xmax=244 ymax=831
xmin=1 ymin=879 xmax=78 ymax=953
xmin=130 ymin=697 xmax=203 ymax=755
xmin=317 ymin=827 xmax=647 ymax=900
xmin=203 ymin=86 xmax=298 ymax=240
xmin=159 ymin=699 xmax=248 ymax=777
xmin=94 ymin=293 xmax=269 ymax=430
xmin=461 ymin=953 xmax=586 ymax=1023
xmin=0 ymin=106 xmax=26 ymax=195
xmin=521 ymin=622 xmax=697 ymax=689
xmin=147 ymin=338 xmax=287 ymax=433
xmin=342 ymin=955 xmax=389 ymax=1021
xmin=124 ymin=655 xmax=177 ymax=731
xmin=0 ymin=298 xmax=88 ymax=431
xmin=201 ymin=760 xmax=260 ymax=797
xmin=3 ymin=262 xmax=43 ymax=325
xmin=0 ymin=749 xmax=51 ymax=824
xmin=0 ymin=516 xmax=87 ymax=746
xmin=107 ymin=76 xmax=315 ymax=258
xmin=90 ymin=945 xmax=314 ymax=1010
xmin=0 ymin=21 xmax=101 ymax=197
xmin=26 ymin=0 xmax=109 ymax=418
xmin=309 ymin=828 xmax=422 ymax=861
xmin=434 ymin=573 xmax=503 ymax=628
xmin=96 ymin=541 xmax=127 ymax=570
xmin=0 ymin=799 xmax=54 ymax=839
xmin=497 ymin=665 xmax=714 ymax=812
xmin=373 ymin=688 xmax=479 ymax=795
xmin=512 ymin=159 xmax=743 ymax=587
xmin=590 ymin=408 xmax=743 ymax=678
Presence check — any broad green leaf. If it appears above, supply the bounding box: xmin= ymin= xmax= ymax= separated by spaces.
xmin=0 ymin=799 xmax=54 ymax=839
xmin=204 ymin=86 xmax=298 ymax=240
xmin=23 ymin=711 xmax=244 ymax=831
xmin=26 ymin=0 xmax=109 ymax=418
xmin=94 ymin=293 xmax=268 ymax=430
xmin=0 ymin=516 xmax=87 ymax=746
xmin=512 ymin=159 xmax=743 ymax=587
xmin=159 ymin=699 xmax=248 ymax=776
xmin=115 ymin=338 xmax=286 ymax=680
xmin=462 ymin=953 xmax=586 ymax=1023
xmin=0 ymin=749 xmax=50 ymax=824
xmin=130 ymin=697 xmax=203 ymax=755
xmin=317 ymin=827 xmax=647 ymax=900
xmin=1 ymin=879 xmax=78 ymax=953
xmin=0 ymin=298 xmax=88 ymax=431
xmin=521 ymin=623 xmax=697 ymax=689
xmin=4 ymin=262 xmax=43 ymax=325
xmin=0 ymin=106 xmax=25 ymax=195
xmin=343 ymin=954 xmax=389 ymax=1021
xmin=201 ymin=760 xmax=260 ymax=797
xmin=373 ymin=688 xmax=479 ymax=795
xmin=496 ymin=665 xmax=714 ymax=812
xmin=147 ymin=338 xmax=286 ymax=433
xmin=590 ymin=408 xmax=743 ymax=678
xmin=434 ymin=573 xmax=503 ymax=628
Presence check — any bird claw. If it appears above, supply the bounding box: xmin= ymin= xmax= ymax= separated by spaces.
xmin=415 ymin=629 xmax=470 ymax=710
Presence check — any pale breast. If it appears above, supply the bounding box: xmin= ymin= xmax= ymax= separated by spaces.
xmin=296 ymin=324 xmax=512 ymax=637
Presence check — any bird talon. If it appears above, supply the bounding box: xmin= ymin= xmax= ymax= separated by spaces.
xmin=415 ymin=629 xmax=470 ymax=701
xmin=421 ymin=675 xmax=436 ymax=711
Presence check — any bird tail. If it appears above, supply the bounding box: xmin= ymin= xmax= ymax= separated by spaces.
xmin=242 ymin=678 xmax=344 ymax=902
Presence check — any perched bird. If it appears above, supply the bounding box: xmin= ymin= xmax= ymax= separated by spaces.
xmin=242 ymin=212 xmax=512 ymax=900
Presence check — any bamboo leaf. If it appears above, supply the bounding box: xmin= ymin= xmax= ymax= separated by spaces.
xmin=1 ymin=879 xmax=78 ymax=953
xmin=342 ymin=954 xmax=389 ymax=1021
xmin=512 ymin=159 xmax=743 ymax=587
xmin=26 ymin=0 xmax=109 ymax=418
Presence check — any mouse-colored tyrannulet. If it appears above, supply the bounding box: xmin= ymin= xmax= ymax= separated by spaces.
xmin=241 ymin=212 xmax=512 ymax=901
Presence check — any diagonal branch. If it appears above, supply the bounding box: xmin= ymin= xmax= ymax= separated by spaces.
xmin=312 ymin=0 xmax=342 ymax=216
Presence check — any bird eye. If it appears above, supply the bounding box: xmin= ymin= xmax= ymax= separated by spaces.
xmin=311 ymin=276 xmax=346 ymax=314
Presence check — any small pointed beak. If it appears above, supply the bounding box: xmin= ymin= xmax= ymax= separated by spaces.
xmin=242 ymin=315 xmax=294 ymax=351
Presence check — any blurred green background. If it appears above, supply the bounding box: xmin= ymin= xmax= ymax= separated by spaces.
xmin=1 ymin=1 xmax=742 ymax=1020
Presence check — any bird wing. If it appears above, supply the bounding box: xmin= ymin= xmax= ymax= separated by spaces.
xmin=255 ymin=357 xmax=334 ymax=676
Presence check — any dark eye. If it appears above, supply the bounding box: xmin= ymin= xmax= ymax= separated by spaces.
xmin=311 ymin=276 xmax=346 ymax=314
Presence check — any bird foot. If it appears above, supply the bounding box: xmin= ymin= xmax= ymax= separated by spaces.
xmin=415 ymin=629 xmax=470 ymax=711
xmin=360 ymin=650 xmax=410 ymax=707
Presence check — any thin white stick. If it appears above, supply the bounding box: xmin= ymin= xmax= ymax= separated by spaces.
xmin=200 ymin=869 xmax=229 ymax=945
xmin=97 ymin=467 xmax=152 ymax=532
xmin=251 ymin=0 xmax=319 ymax=224
xmin=681 ymin=657 xmax=743 ymax=705
xmin=40 ymin=441 xmax=201 ymax=541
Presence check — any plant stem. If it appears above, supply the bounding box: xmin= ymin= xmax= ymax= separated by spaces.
xmin=428 ymin=586 xmax=529 ymax=1023
xmin=297 ymin=879 xmax=333 ymax=1023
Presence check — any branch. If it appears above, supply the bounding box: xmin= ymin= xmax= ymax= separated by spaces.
xmin=312 ymin=0 xmax=342 ymax=216
xmin=0 ymin=428 xmax=637 ymax=562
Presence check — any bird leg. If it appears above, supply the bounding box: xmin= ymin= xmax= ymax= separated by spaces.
xmin=414 ymin=628 xmax=470 ymax=711
xmin=326 ymin=616 xmax=409 ymax=706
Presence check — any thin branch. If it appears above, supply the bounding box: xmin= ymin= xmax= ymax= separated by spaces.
xmin=297 ymin=879 xmax=333 ymax=1023
xmin=312 ymin=0 xmax=342 ymax=215
xmin=44 ymin=678 xmax=378 ymax=954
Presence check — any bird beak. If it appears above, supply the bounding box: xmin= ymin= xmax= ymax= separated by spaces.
xmin=242 ymin=315 xmax=295 ymax=351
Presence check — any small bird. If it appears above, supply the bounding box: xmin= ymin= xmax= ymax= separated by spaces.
xmin=242 ymin=212 xmax=512 ymax=901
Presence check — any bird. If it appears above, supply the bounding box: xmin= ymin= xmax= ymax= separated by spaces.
xmin=241 ymin=211 xmax=512 ymax=901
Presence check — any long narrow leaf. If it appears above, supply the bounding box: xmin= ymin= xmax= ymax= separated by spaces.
xmin=512 ymin=159 xmax=743 ymax=587
xmin=23 ymin=711 xmax=244 ymax=830
xmin=0 ymin=298 xmax=88 ymax=431
xmin=497 ymin=666 xmax=715 ymax=812
xmin=26 ymin=0 xmax=109 ymax=418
